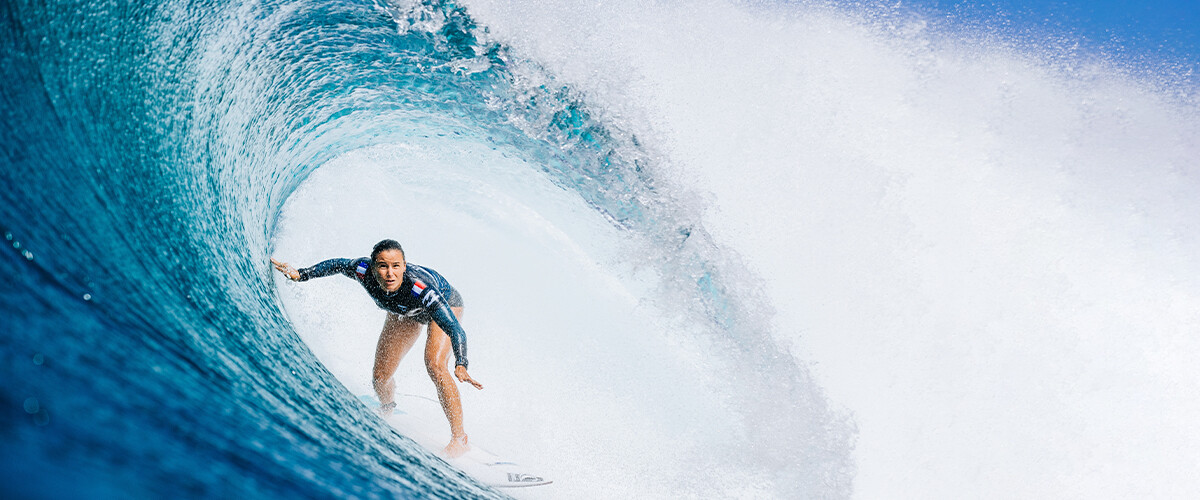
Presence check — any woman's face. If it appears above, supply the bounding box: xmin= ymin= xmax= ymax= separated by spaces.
xmin=373 ymin=249 xmax=407 ymax=292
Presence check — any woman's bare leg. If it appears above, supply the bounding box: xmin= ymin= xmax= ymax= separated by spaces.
xmin=373 ymin=312 xmax=421 ymax=410
xmin=425 ymin=306 xmax=468 ymax=457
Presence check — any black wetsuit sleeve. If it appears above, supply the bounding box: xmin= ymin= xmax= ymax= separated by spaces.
xmin=429 ymin=300 xmax=469 ymax=368
xmin=296 ymin=258 xmax=356 ymax=282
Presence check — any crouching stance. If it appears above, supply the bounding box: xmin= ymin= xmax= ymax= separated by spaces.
xmin=272 ymin=239 xmax=482 ymax=457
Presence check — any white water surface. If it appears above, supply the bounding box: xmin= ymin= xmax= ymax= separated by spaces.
xmin=456 ymin=0 xmax=1200 ymax=498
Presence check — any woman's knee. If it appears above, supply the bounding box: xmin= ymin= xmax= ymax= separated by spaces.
xmin=425 ymin=359 xmax=451 ymax=381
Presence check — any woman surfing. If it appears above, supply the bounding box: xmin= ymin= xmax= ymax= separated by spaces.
xmin=271 ymin=239 xmax=482 ymax=458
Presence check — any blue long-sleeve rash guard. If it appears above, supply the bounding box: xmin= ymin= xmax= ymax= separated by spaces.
xmin=297 ymin=258 xmax=469 ymax=368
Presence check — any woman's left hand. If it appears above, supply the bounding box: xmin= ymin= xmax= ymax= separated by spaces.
xmin=455 ymin=365 xmax=483 ymax=390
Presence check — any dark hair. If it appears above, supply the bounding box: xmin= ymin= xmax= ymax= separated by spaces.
xmin=371 ymin=239 xmax=405 ymax=262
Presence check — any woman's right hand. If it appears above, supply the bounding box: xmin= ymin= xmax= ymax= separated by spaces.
xmin=271 ymin=258 xmax=301 ymax=281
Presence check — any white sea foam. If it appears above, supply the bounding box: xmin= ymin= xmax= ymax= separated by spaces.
xmin=274 ymin=0 xmax=1200 ymax=497
xmin=453 ymin=0 xmax=1200 ymax=498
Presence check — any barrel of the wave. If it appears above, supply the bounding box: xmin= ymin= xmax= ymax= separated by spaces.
xmin=271 ymin=240 xmax=552 ymax=488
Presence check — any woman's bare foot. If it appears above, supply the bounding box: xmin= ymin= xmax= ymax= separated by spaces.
xmin=443 ymin=434 xmax=469 ymax=458
xmin=377 ymin=401 xmax=396 ymax=418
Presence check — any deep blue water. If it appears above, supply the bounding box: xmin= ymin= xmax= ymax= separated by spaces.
xmin=1 ymin=0 xmax=851 ymax=497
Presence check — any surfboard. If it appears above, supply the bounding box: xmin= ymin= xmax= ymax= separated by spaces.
xmin=360 ymin=394 xmax=553 ymax=488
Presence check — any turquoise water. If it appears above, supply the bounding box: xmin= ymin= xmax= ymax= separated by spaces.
xmin=1 ymin=0 xmax=850 ymax=497
xmin=6 ymin=0 xmax=1200 ymax=497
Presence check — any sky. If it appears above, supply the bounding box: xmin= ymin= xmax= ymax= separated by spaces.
xmin=892 ymin=0 xmax=1200 ymax=67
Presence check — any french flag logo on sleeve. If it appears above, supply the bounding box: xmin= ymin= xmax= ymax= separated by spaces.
xmin=356 ymin=262 xmax=369 ymax=279
xmin=411 ymin=280 xmax=427 ymax=297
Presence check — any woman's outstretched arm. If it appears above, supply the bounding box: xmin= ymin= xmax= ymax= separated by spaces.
xmin=271 ymin=257 xmax=357 ymax=281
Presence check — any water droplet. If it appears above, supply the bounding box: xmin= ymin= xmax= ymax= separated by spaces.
xmin=23 ymin=250 xmax=34 ymax=260
xmin=12 ymin=241 xmax=20 ymax=249
xmin=32 ymin=353 xmax=44 ymax=365
xmin=3 ymin=232 xmax=11 ymax=241
xmin=83 ymin=293 xmax=92 ymax=301
xmin=23 ymin=398 xmax=39 ymax=414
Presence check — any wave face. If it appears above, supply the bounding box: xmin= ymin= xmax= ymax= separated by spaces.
xmin=5 ymin=0 xmax=1199 ymax=498
xmin=456 ymin=0 xmax=1200 ymax=498
xmin=1 ymin=0 xmax=852 ymax=498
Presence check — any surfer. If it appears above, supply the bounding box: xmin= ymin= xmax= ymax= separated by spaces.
xmin=271 ymin=239 xmax=482 ymax=458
